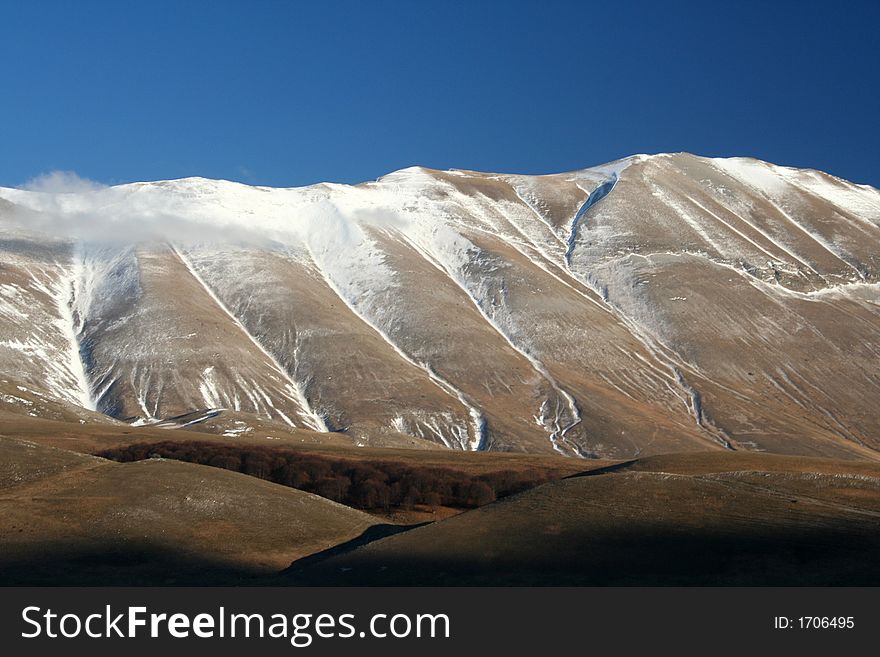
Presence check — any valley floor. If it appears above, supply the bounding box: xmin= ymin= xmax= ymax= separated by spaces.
xmin=2 ymin=418 xmax=880 ymax=586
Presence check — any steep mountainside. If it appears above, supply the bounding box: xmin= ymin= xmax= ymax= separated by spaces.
xmin=1 ymin=153 xmax=879 ymax=459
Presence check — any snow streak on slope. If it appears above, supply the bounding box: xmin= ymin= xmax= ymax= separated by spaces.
xmin=398 ymin=231 xmax=583 ymax=455
xmin=483 ymin=190 xmax=707 ymax=450
xmin=384 ymin=170 xmax=633 ymax=455
xmin=464 ymin=167 xmax=736 ymax=453
xmin=560 ymin=167 xmax=736 ymax=449
xmin=300 ymin=242 xmax=487 ymax=450
xmin=69 ymin=243 xmax=142 ymax=415
xmin=53 ymin=246 xmax=95 ymax=410
xmin=566 ymin=173 xmax=619 ymax=266
xmin=492 ymin=181 xmax=620 ymax=318
xmin=383 ymin=179 xmax=588 ymax=455
xmin=171 ymin=245 xmax=329 ymax=432
xmin=710 ymin=157 xmax=871 ymax=282
xmin=6 ymin=251 xmax=96 ymax=411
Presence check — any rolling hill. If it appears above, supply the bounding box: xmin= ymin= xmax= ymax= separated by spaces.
xmin=282 ymin=452 xmax=880 ymax=585
xmin=0 ymin=435 xmax=378 ymax=584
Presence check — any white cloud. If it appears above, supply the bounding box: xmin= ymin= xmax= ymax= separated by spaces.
xmin=20 ymin=170 xmax=106 ymax=194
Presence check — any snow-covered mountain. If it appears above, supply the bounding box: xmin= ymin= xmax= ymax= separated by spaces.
xmin=2 ymin=153 xmax=879 ymax=459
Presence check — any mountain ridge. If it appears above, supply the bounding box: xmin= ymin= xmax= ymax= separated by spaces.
xmin=7 ymin=151 xmax=878 ymax=193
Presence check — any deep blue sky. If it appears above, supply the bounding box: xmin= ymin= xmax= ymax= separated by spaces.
xmin=3 ymin=0 xmax=879 ymax=188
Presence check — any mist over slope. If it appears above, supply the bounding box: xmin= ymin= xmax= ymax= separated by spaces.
xmin=1 ymin=153 xmax=879 ymax=459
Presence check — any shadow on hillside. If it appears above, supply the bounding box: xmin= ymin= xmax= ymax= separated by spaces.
xmin=5 ymin=521 xmax=878 ymax=587
xmin=285 ymin=523 xmax=429 ymax=575
xmin=0 ymin=524 xmax=431 ymax=587
xmin=0 ymin=546 xmax=265 ymax=586
xmin=276 ymin=524 xmax=880 ymax=586
xmin=564 ymin=459 xmax=639 ymax=478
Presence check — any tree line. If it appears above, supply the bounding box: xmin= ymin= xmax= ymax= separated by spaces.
xmin=98 ymin=441 xmax=562 ymax=512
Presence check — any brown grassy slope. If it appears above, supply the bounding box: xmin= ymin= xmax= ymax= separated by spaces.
xmin=283 ymin=451 xmax=880 ymax=585
xmin=0 ymin=414 xmax=597 ymax=477
xmin=0 ymin=411 xmax=351 ymax=453
xmin=0 ymin=436 xmax=377 ymax=585
xmin=609 ymin=450 xmax=880 ymax=477
xmin=0 ymin=436 xmax=102 ymax=492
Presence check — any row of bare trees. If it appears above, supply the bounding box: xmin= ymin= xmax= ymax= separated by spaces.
xmin=99 ymin=441 xmax=561 ymax=511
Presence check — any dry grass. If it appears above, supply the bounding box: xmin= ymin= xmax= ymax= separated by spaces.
xmin=0 ymin=436 xmax=377 ymax=584
xmin=283 ymin=451 xmax=880 ymax=585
